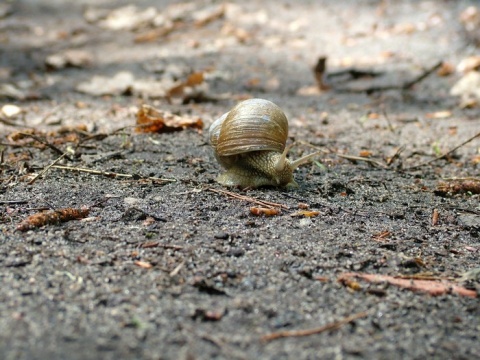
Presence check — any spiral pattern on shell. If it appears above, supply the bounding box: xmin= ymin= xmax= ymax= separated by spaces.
xmin=209 ymin=98 xmax=288 ymax=157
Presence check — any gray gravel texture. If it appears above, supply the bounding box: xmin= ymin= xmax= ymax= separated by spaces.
xmin=1 ymin=1 xmax=479 ymax=359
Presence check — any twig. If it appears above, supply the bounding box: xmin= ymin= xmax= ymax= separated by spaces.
xmin=297 ymin=141 xmax=390 ymax=168
xmin=336 ymin=61 xmax=442 ymax=93
xmin=402 ymin=61 xmax=443 ymax=89
xmin=0 ymin=200 xmax=29 ymax=204
xmin=76 ymin=125 xmax=138 ymax=146
xmin=169 ymin=261 xmax=185 ymax=277
xmin=336 ymin=154 xmax=388 ymax=168
xmin=51 ymin=165 xmax=176 ymax=183
xmin=442 ymin=177 xmax=480 ymax=182
xmin=28 ymin=153 xmax=66 ymax=185
xmin=208 ymin=188 xmax=288 ymax=209
xmin=386 ymin=145 xmax=405 ymax=167
xmin=261 ymin=311 xmax=368 ymax=342
xmin=18 ymin=132 xmax=73 ymax=161
xmin=313 ymin=56 xmax=330 ymax=91
xmin=404 ymin=130 xmax=480 ymax=171
xmin=140 ymin=242 xmax=184 ymax=250
xmin=382 ymin=109 xmax=395 ymax=133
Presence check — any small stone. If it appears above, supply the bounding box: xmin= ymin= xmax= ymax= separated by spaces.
xmin=1 ymin=104 xmax=21 ymax=118
xmin=227 ymin=248 xmax=245 ymax=257
xmin=214 ymin=232 xmax=229 ymax=240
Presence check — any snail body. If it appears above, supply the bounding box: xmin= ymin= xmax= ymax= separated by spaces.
xmin=209 ymin=98 xmax=318 ymax=188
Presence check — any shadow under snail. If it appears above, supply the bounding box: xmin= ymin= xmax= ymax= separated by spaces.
xmin=209 ymin=98 xmax=320 ymax=188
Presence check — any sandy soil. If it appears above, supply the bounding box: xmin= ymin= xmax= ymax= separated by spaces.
xmin=1 ymin=1 xmax=479 ymax=359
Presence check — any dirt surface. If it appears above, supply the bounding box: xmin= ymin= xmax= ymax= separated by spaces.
xmin=1 ymin=1 xmax=480 ymax=359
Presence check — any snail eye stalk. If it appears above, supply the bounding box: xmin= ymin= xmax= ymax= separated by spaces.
xmin=274 ymin=144 xmax=294 ymax=172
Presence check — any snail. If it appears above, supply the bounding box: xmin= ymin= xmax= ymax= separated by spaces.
xmin=209 ymin=98 xmax=319 ymax=188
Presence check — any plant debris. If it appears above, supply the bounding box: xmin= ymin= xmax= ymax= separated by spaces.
xmin=208 ymin=188 xmax=288 ymax=209
xmin=290 ymin=210 xmax=321 ymax=217
xmin=435 ymin=179 xmax=480 ymax=196
xmin=17 ymin=207 xmax=90 ymax=232
xmin=250 ymin=207 xmax=281 ymax=216
xmin=338 ymin=272 xmax=477 ymax=298
xmin=134 ymin=260 xmax=153 ymax=269
xmin=261 ymin=311 xmax=368 ymax=342
xmin=136 ymin=104 xmax=203 ymax=133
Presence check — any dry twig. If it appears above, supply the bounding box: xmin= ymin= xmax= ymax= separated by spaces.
xmin=52 ymin=165 xmax=176 ymax=183
xmin=208 ymin=188 xmax=288 ymax=209
xmin=17 ymin=207 xmax=90 ymax=231
xmin=338 ymin=272 xmax=477 ymax=298
xmin=18 ymin=132 xmax=73 ymax=161
xmin=404 ymin=131 xmax=480 ymax=171
xmin=28 ymin=153 xmax=66 ymax=185
xmin=261 ymin=311 xmax=368 ymax=342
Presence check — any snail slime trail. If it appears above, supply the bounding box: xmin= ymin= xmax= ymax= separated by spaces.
xmin=208 ymin=98 xmax=320 ymax=189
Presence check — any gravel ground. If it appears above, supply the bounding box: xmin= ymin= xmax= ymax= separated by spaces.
xmin=1 ymin=1 xmax=479 ymax=359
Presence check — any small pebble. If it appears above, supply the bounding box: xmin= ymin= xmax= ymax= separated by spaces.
xmin=214 ymin=232 xmax=229 ymax=240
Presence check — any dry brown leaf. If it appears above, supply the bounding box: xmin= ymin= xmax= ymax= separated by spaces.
xmin=165 ymin=71 xmax=208 ymax=101
xmin=136 ymin=104 xmax=203 ymax=133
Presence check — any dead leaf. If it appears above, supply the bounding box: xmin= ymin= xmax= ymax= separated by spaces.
xmin=135 ymin=104 xmax=203 ymax=133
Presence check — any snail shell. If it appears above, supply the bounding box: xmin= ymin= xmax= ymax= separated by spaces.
xmin=209 ymin=98 xmax=318 ymax=188
xmin=209 ymin=98 xmax=288 ymax=157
